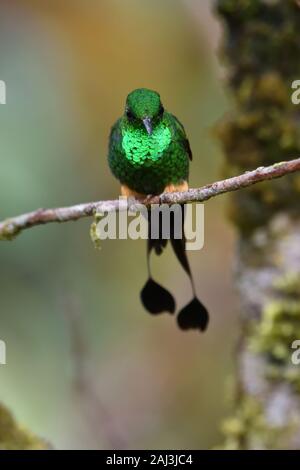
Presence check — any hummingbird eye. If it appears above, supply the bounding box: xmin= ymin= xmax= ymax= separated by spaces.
xmin=126 ymin=108 xmax=135 ymax=120
xmin=158 ymin=105 xmax=164 ymax=117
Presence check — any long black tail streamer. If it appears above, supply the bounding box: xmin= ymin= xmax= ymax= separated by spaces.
xmin=140 ymin=206 xmax=209 ymax=331
xmin=140 ymin=209 xmax=176 ymax=315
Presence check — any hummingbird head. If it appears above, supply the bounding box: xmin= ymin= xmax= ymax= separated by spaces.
xmin=125 ymin=88 xmax=164 ymax=135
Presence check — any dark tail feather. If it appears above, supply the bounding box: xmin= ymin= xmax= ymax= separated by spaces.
xmin=140 ymin=209 xmax=176 ymax=315
xmin=140 ymin=205 xmax=209 ymax=331
xmin=141 ymin=278 xmax=175 ymax=315
xmin=147 ymin=208 xmax=168 ymax=255
xmin=170 ymin=207 xmax=209 ymax=332
xmin=177 ymin=298 xmax=209 ymax=331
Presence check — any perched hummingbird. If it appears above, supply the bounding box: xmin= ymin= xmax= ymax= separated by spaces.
xmin=108 ymin=88 xmax=209 ymax=331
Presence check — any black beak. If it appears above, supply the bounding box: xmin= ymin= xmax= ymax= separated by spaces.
xmin=143 ymin=117 xmax=153 ymax=135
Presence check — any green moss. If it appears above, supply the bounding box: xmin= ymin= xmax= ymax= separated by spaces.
xmin=220 ymin=397 xmax=262 ymax=449
xmin=248 ymin=272 xmax=300 ymax=392
xmin=0 ymin=403 xmax=48 ymax=450
xmin=220 ymin=395 xmax=292 ymax=450
xmin=250 ymin=300 xmax=300 ymax=360
xmin=90 ymin=218 xmax=102 ymax=250
xmin=266 ymin=365 xmax=300 ymax=394
xmin=216 ymin=0 xmax=262 ymax=22
xmin=221 ymin=271 xmax=300 ymax=448
xmin=0 ymin=221 xmax=21 ymax=241
xmin=273 ymin=272 xmax=300 ymax=297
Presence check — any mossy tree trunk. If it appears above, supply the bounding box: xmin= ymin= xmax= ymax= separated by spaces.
xmin=216 ymin=0 xmax=300 ymax=449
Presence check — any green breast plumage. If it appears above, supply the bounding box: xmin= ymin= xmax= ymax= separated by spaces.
xmin=122 ymin=122 xmax=172 ymax=165
xmin=108 ymin=113 xmax=190 ymax=195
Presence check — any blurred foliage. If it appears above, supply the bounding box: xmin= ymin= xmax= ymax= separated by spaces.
xmin=0 ymin=403 xmax=47 ymax=450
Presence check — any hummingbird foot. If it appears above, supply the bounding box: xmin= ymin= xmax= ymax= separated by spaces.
xmin=163 ymin=181 xmax=189 ymax=193
xmin=120 ymin=185 xmax=146 ymax=199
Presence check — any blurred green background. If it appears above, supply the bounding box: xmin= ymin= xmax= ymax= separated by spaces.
xmin=0 ymin=0 xmax=238 ymax=449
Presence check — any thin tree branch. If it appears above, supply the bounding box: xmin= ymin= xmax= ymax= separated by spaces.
xmin=1 ymin=158 xmax=300 ymax=241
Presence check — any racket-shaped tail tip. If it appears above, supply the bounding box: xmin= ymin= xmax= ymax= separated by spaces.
xmin=141 ymin=278 xmax=176 ymax=315
xmin=177 ymin=297 xmax=209 ymax=332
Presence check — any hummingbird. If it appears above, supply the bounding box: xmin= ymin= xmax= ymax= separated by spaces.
xmin=108 ymin=88 xmax=209 ymax=331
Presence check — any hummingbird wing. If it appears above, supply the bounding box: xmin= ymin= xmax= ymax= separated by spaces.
xmin=108 ymin=118 xmax=125 ymax=182
xmin=170 ymin=114 xmax=193 ymax=161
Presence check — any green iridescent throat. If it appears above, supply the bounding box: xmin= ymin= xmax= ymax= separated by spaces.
xmin=122 ymin=122 xmax=171 ymax=165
